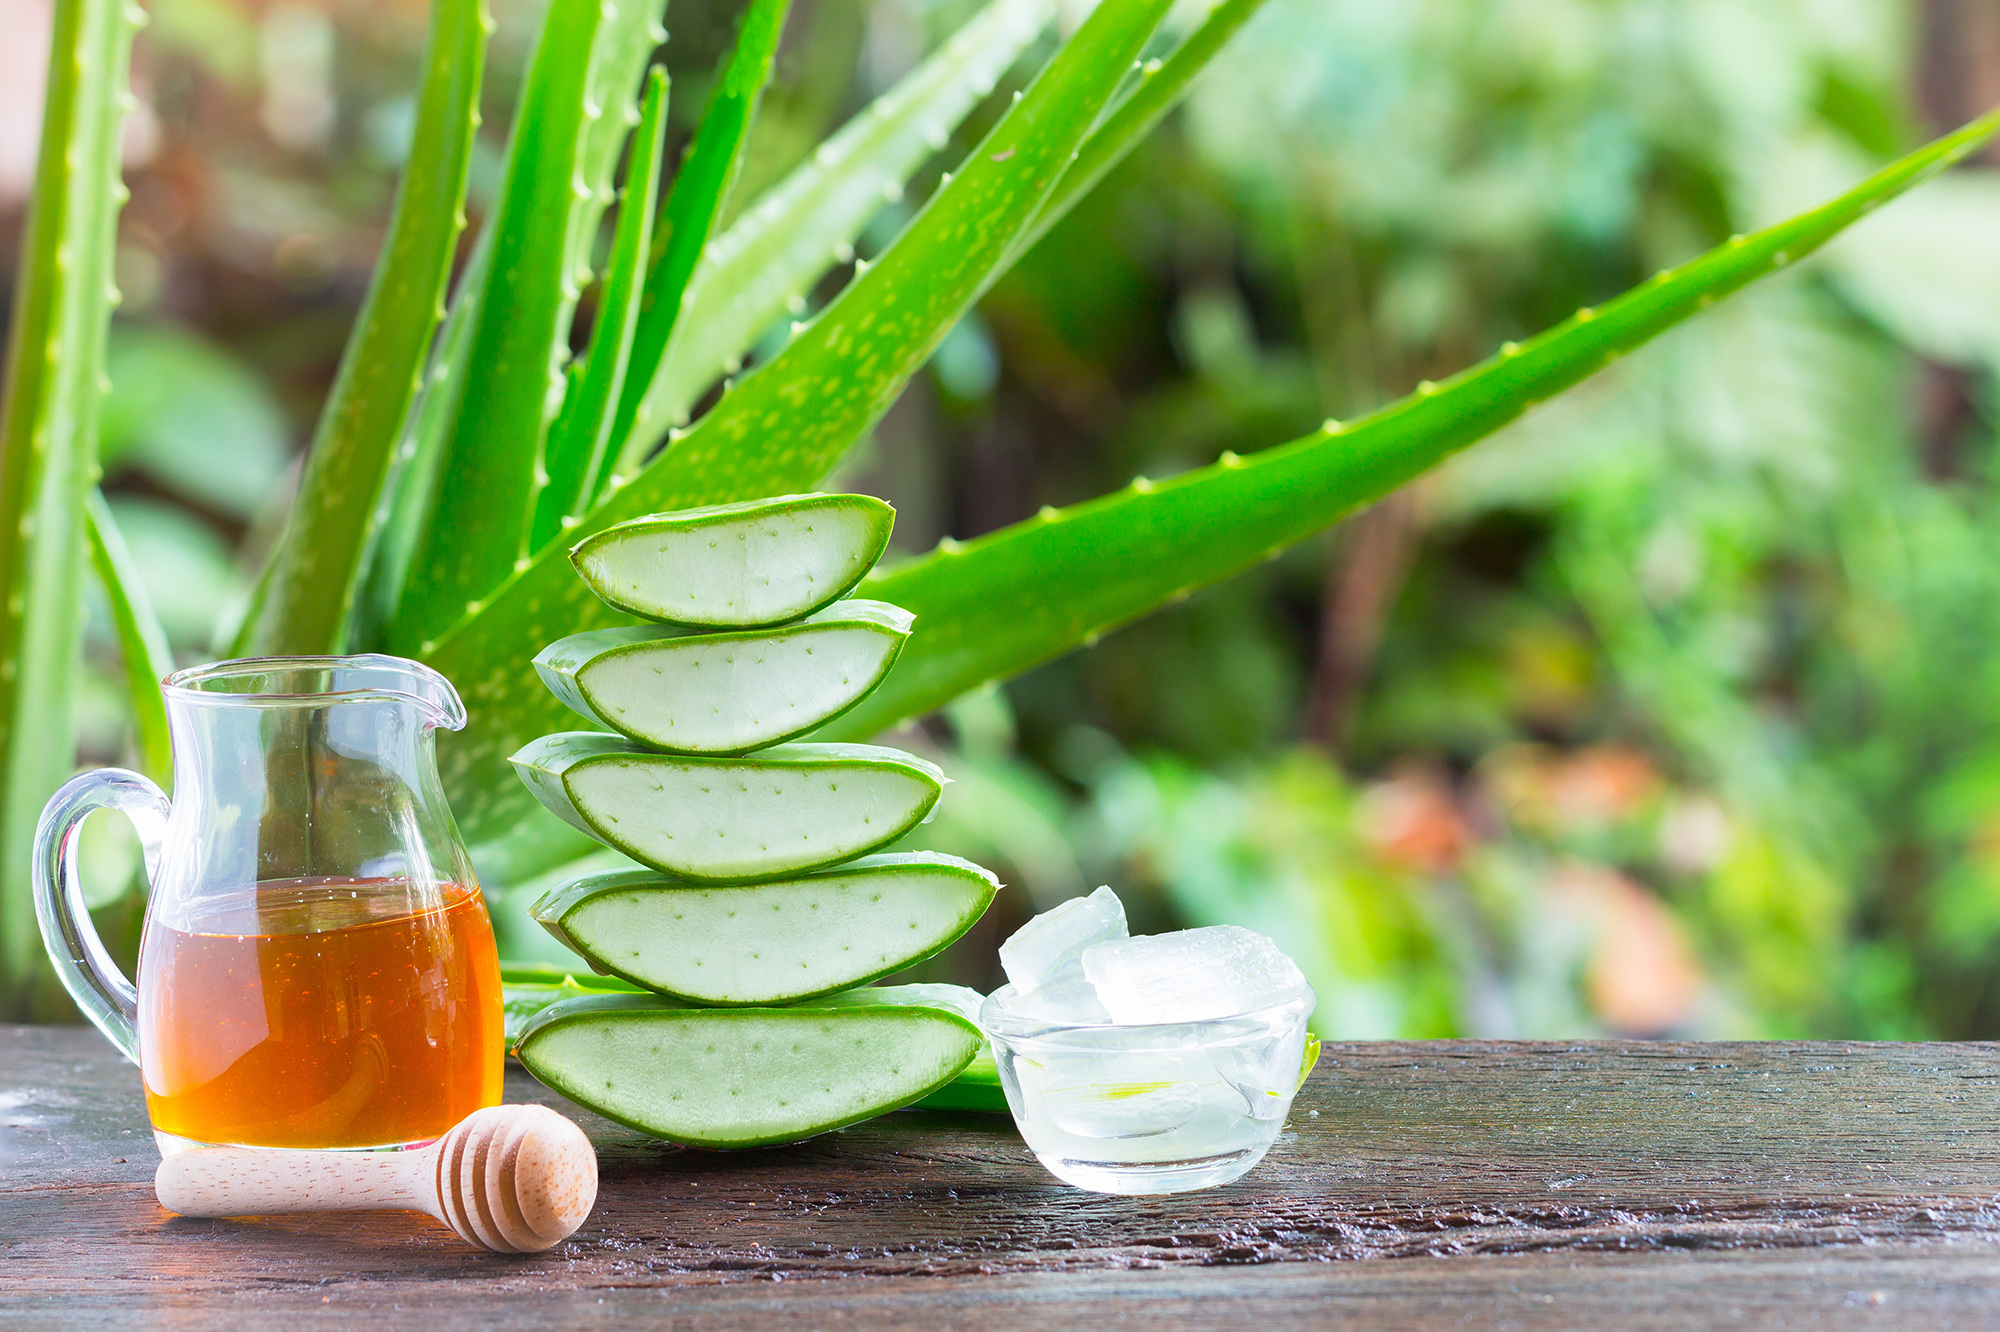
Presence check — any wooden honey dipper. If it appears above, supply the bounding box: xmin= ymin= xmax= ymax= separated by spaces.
xmin=153 ymin=1104 xmax=598 ymax=1253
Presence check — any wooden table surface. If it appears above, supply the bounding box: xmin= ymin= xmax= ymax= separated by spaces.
xmin=6 ymin=1027 xmax=2000 ymax=1328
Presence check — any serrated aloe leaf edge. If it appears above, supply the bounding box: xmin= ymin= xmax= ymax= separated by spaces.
xmin=607 ymin=0 xmax=792 ymax=470
xmin=619 ymin=0 xmax=1056 ymax=462
xmin=394 ymin=0 xmax=667 ymax=653
xmin=533 ymin=67 xmax=671 ymax=549
xmin=822 ymin=108 xmax=2000 ymax=740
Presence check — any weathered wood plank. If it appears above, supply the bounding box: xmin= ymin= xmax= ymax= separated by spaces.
xmin=5 ymin=1027 xmax=2000 ymax=1326
xmin=5 ymin=1250 xmax=2000 ymax=1331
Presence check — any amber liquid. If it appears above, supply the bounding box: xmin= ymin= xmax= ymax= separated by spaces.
xmin=137 ymin=878 xmax=503 ymax=1149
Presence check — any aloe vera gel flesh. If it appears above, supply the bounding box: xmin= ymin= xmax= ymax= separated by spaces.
xmin=569 ymin=494 xmax=894 ymax=627
xmin=533 ymin=601 xmax=913 ymax=753
xmin=512 ymin=494 xmax=1004 ymax=1146
xmin=515 ymin=990 xmax=984 ymax=1148
xmin=511 ymin=736 xmax=946 ymax=882
xmin=532 ymin=853 xmax=998 ymax=1004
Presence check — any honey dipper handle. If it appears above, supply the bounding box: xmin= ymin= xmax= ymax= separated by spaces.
xmin=155 ymin=1144 xmax=440 ymax=1220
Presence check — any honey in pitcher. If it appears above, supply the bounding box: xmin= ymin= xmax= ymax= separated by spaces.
xmin=137 ymin=878 xmax=503 ymax=1150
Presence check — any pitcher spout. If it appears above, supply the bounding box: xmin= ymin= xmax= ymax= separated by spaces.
xmin=164 ymin=655 xmax=467 ymax=731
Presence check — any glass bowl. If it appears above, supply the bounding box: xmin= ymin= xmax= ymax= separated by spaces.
xmin=980 ymin=984 xmax=1316 ymax=1195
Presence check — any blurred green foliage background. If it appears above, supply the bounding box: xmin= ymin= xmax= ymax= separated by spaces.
xmin=5 ymin=0 xmax=1999 ymax=1039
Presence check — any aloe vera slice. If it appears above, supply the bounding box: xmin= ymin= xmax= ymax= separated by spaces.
xmin=509 ymin=734 xmax=945 ymax=881
xmin=533 ymin=600 xmax=913 ymax=754
xmin=532 ymin=851 xmax=998 ymax=1003
xmin=514 ymin=985 xmax=984 ymax=1147
xmin=570 ymin=494 xmax=894 ymax=627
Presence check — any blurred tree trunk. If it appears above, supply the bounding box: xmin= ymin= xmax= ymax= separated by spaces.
xmin=1918 ymin=0 xmax=2000 ymax=166
xmin=1913 ymin=0 xmax=2000 ymax=479
xmin=1288 ymin=180 xmax=1423 ymax=756
xmin=1304 ymin=489 xmax=1421 ymax=752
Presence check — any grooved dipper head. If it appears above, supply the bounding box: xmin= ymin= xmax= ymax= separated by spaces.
xmin=437 ymin=1104 xmax=598 ymax=1253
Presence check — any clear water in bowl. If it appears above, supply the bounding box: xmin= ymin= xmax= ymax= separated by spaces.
xmin=982 ymin=985 xmax=1315 ymax=1195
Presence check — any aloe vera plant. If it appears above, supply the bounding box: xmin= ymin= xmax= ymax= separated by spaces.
xmin=532 ymin=66 xmax=672 ymax=545
xmin=607 ymin=0 xmax=792 ymax=462
xmin=617 ymin=0 xmax=1056 ymax=457
xmin=420 ymin=97 xmax=2000 ymax=856
xmin=3 ymin=0 xmax=1995 ymax=1025
xmin=399 ymin=0 xmax=669 ymax=645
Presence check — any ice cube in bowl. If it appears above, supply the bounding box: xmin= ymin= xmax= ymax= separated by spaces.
xmin=999 ymin=885 xmax=1127 ymax=992
xmin=1081 ymin=925 xmax=1309 ymax=1024
xmin=982 ymin=981 xmax=1315 ymax=1195
xmin=1002 ymin=965 xmax=1111 ymax=1024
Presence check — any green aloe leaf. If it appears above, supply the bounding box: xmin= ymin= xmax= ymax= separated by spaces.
xmin=0 ymin=0 xmax=142 ymax=1004
xmin=353 ymin=226 xmax=493 ymax=647
xmin=532 ymin=67 xmax=671 ymax=549
xmin=909 ymin=1046 xmax=1006 ymax=1113
xmin=1011 ymin=0 xmax=1265 ymax=267
xmin=393 ymin=0 xmax=666 ymax=654
xmin=606 ymin=0 xmax=792 ymax=482
xmin=83 ymin=490 xmax=173 ymax=787
xmin=230 ymin=0 xmax=488 ymax=657
xmin=822 ymin=111 xmax=2000 ymax=740
xmin=618 ymin=0 xmax=1260 ymax=461
xmin=615 ymin=0 xmax=1056 ymax=465
xmin=430 ymin=0 xmax=1178 ymax=845
xmin=501 ymin=964 xmax=643 ymax=1049
xmin=381 ymin=0 xmax=664 ymax=615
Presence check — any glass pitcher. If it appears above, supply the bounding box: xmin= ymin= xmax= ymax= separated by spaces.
xmin=33 ymin=655 xmax=504 ymax=1154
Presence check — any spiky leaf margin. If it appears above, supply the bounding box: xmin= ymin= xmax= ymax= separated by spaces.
xmin=533 ymin=67 xmax=671 ymax=545
xmin=827 ymin=110 xmax=2000 ymax=739
xmin=393 ymin=0 xmax=666 ymax=652
xmin=616 ymin=0 xmax=1056 ymax=464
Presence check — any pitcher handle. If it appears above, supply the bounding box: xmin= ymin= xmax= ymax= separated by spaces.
xmin=32 ymin=768 xmax=170 ymax=1066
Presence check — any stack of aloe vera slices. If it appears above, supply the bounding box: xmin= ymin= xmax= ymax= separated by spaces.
xmin=508 ymin=495 xmax=999 ymax=1148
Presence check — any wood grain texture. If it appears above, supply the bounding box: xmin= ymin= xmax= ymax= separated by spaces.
xmin=6 ymin=1026 xmax=2000 ymax=1328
